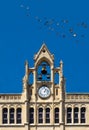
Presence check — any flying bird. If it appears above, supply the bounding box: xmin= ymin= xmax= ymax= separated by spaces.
xmin=19 ymin=0 xmax=88 ymax=43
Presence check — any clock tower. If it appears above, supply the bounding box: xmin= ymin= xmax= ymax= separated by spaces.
xmin=22 ymin=43 xmax=65 ymax=130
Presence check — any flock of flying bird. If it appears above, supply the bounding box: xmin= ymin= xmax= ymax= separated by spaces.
xmin=20 ymin=2 xmax=88 ymax=43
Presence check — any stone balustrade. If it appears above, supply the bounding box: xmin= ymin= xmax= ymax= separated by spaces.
xmin=66 ymin=93 xmax=89 ymax=100
xmin=0 ymin=94 xmax=21 ymax=101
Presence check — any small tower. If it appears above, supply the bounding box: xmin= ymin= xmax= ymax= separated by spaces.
xmin=22 ymin=43 xmax=65 ymax=130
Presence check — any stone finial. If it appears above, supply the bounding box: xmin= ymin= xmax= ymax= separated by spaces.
xmin=25 ymin=60 xmax=28 ymax=67
xmin=60 ymin=60 xmax=63 ymax=69
xmin=23 ymin=60 xmax=29 ymax=90
xmin=25 ymin=60 xmax=29 ymax=75
xmin=60 ymin=60 xmax=63 ymax=76
xmin=60 ymin=60 xmax=63 ymax=66
xmin=42 ymin=41 xmax=46 ymax=45
xmin=24 ymin=60 xmax=29 ymax=84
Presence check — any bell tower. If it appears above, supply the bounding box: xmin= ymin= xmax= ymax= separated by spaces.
xmin=22 ymin=43 xmax=65 ymax=130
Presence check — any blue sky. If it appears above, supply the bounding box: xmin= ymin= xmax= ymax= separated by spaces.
xmin=0 ymin=0 xmax=89 ymax=93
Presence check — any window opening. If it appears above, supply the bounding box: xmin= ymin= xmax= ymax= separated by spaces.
xmin=2 ymin=108 xmax=8 ymax=124
xmin=56 ymin=89 xmax=58 ymax=95
xmin=67 ymin=107 xmax=72 ymax=123
xmin=29 ymin=108 xmax=34 ymax=124
xmin=74 ymin=107 xmax=79 ymax=123
xmin=29 ymin=72 xmax=33 ymax=85
xmin=45 ymin=108 xmax=50 ymax=123
xmin=54 ymin=72 xmax=59 ymax=84
xmin=37 ymin=61 xmax=50 ymax=81
xmin=10 ymin=108 xmax=14 ymax=124
xmin=81 ymin=107 xmax=86 ymax=123
xmin=16 ymin=108 xmax=22 ymax=124
xmin=38 ymin=108 xmax=43 ymax=123
xmin=55 ymin=108 xmax=59 ymax=123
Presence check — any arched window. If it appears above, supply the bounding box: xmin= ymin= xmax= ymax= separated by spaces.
xmin=38 ymin=108 xmax=43 ymax=123
xmin=37 ymin=61 xmax=51 ymax=81
xmin=2 ymin=108 xmax=8 ymax=124
xmin=54 ymin=108 xmax=59 ymax=123
xmin=10 ymin=108 xmax=15 ymax=124
xmin=74 ymin=107 xmax=79 ymax=123
xmin=67 ymin=107 xmax=72 ymax=123
xmin=81 ymin=107 xmax=86 ymax=123
xmin=45 ymin=108 xmax=50 ymax=123
xmin=29 ymin=108 xmax=34 ymax=124
xmin=16 ymin=108 xmax=22 ymax=124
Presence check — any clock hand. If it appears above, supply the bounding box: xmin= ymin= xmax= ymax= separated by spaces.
xmin=44 ymin=89 xmax=46 ymax=93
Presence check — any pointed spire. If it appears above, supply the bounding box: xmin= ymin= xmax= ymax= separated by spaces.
xmin=25 ymin=60 xmax=29 ymax=79
xmin=42 ymin=41 xmax=46 ymax=45
xmin=41 ymin=42 xmax=48 ymax=51
xmin=25 ymin=60 xmax=28 ymax=66
xmin=25 ymin=60 xmax=28 ymax=71
xmin=60 ymin=60 xmax=63 ymax=67
xmin=60 ymin=60 xmax=63 ymax=76
xmin=34 ymin=43 xmax=54 ymax=61
xmin=60 ymin=60 xmax=63 ymax=64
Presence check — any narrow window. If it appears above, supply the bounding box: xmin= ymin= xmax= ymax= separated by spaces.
xmin=56 ymin=89 xmax=58 ymax=95
xmin=29 ymin=108 xmax=34 ymax=124
xmin=29 ymin=72 xmax=33 ymax=84
xmin=67 ymin=107 xmax=72 ymax=123
xmin=10 ymin=108 xmax=14 ymax=124
xmin=16 ymin=108 xmax=22 ymax=124
xmin=55 ymin=108 xmax=59 ymax=123
xmin=81 ymin=107 xmax=86 ymax=123
xmin=30 ymin=89 xmax=32 ymax=95
xmin=74 ymin=107 xmax=79 ymax=123
xmin=45 ymin=108 xmax=50 ymax=123
xmin=54 ymin=72 xmax=59 ymax=84
xmin=38 ymin=108 xmax=43 ymax=123
xmin=2 ymin=108 xmax=8 ymax=124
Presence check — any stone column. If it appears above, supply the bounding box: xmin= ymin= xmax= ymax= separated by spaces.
xmin=8 ymin=107 xmax=10 ymax=124
xmin=43 ymin=107 xmax=45 ymax=124
xmin=15 ymin=108 xmax=16 ymax=124
xmin=51 ymin=103 xmax=54 ymax=125
xmin=79 ymin=106 xmax=81 ymax=124
xmin=23 ymin=60 xmax=29 ymax=130
xmin=0 ymin=106 xmax=2 ymax=125
xmin=72 ymin=106 xmax=74 ymax=124
xmin=59 ymin=63 xmax=65 ymax=130
xmin=24 ymin=100 xmax=29 ymax=130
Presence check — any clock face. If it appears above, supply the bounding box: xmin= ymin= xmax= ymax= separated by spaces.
xmin=38 ymin=86 xmax=51 ymax=98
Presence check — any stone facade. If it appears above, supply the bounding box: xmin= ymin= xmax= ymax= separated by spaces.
xmin=0 ymin=44 xmax=89 ymax=130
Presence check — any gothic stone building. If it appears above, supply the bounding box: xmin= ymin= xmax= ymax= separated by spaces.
xmin=0 ymin=44 xmax=89 ymax=130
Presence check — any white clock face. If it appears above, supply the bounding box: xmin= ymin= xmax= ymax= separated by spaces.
xmin=38 ymin=86 xmax=51 ymax=98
